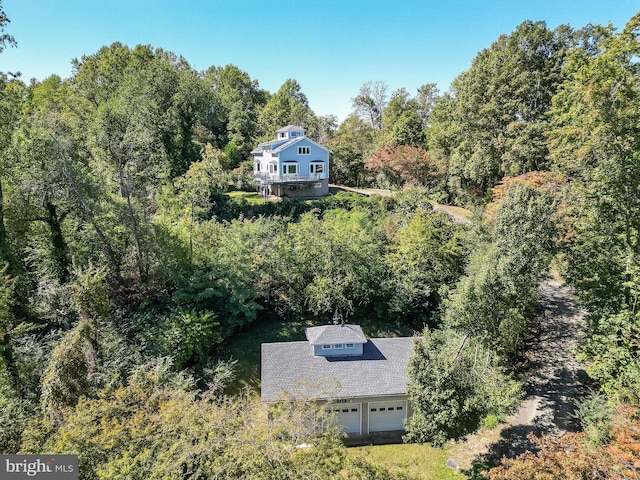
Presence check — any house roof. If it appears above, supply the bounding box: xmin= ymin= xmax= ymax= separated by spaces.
xmin=272 ymin=137 xmax=303 ymax=154
xmin=305 ymin=324 xmax=367 ymax=345
xmin=250 ymin=138 xmax=288 ymax=154
xmin=276 ymin=125 xmax=305 ymax=133
xmin=251 ymin=127 xmax=330 ymax=155
xmin=261 ymin=337 xmax=416 ymax=401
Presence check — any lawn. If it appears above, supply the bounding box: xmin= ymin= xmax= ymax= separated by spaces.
xmin=216 ymin=316 xmax=315 ymax=392
xmin=349 ymin=443 xmax=466 ymax=480
xmin=225 ymin=190 xmax=275 ymax=204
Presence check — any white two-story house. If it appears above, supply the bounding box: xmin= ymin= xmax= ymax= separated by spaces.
xmin=252 ymin=125 xmax=330 ymax=198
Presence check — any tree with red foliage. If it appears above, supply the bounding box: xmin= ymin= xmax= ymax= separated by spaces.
xmin=364 ymin=145 xmax=442 ymax=189
xmin=486 ymin=405 xmax=640 ymax=480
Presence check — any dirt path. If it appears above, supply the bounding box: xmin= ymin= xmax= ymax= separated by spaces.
xmin=450 ymin=278 xmax=588 ymax=469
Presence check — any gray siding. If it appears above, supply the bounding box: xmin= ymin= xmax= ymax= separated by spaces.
xmin=313 ymin=342 xmax=364 ymax=357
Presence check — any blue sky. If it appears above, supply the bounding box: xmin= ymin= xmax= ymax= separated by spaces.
xmin=2 ymin=1 xmax=639 ymax=121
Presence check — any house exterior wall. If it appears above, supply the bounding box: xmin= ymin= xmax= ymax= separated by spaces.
xmin=326 ymin=395 xmax=410 ymax=434
xmin=272 ymin=179 xmax=329 ymax=198
xmin=278 ymin=138 xmax=329 ymax=180
xmin=313 ymin=342 xmax=364 ymax=357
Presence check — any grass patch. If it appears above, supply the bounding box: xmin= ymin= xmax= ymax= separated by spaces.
xmin=431 ymin=202 xmax=473 ymax=219
xmin=216 ymin=317 xmax=314 ymax=392
xmin=225 ymin=190 xmax=270 ymax=204
xmin=349 ymin=443 xmax=466 ymax=480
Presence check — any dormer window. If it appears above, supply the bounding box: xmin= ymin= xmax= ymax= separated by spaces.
xmin=306 ymin=324 xmax=367 ymax=357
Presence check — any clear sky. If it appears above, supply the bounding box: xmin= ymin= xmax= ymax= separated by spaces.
xmin=2 ymin=1 xmax=639 ymax=122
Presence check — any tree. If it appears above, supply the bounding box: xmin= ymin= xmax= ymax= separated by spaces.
xmin=429 ymin=21 xmax=572 ymax=195
xmin=486 ymin=404 xmax=640 ymax=480
xmin=445 ymin=183 xmax=556 ymax=356
xmin=8 ymin=76 xmax=76 ymax=284
xmin=365 ymin=145 xmax=441 ymax=189
xmin=257 ymin=79 xmax=317 ymax=139
xmin=351 ymin=80 xmax=388 ymax=130
xmin=204 ymin=64 xmax=268 ymax=156
xmin=272 ymin=209 xmax=386 ymax=319
xmin=405 ymin=328 xmax=521 ymax=446
xmin=28 ymin=359 xmax=404 ymax=479
xmin=548 ymin=13 xmax=640 ymax=402
xmin=39 ymin=321 xmax=93 ymax=421
xmin=380 ymin=88 xmax=427 ymax=148
xmin=0 ymin=76 xmax=23 ymax=268
xmin=0 ymin=0 xmax=17 ymax=76
xmin=386 ymin=209 xmax=467 ymax=322
xmin=327 ymin=115 xmax=374 ymax=186
xmin=415 ymin=83 xmax=439 ymax=128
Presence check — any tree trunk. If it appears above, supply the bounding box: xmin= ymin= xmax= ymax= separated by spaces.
xmin=44 ymin=202 xmax=71 ymax=284
xmin=53 ymin=136 xmax=123 ymax=282
xmin=0 ymin=177 xmax=6 ymax=254
xmin=117 ymin=156 xmax=148 ymax=281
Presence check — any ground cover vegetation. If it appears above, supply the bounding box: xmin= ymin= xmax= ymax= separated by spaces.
xmin=1 ymin=1 xmax=640 ymax=476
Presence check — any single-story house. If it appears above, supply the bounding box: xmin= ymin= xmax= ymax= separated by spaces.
xmin=260 ymin=323 xmax=416 ymax=435
xmin=251 ymin=125 xmax=330 ymax=198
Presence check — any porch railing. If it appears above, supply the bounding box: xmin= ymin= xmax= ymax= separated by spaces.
xmin=255 ymin=173 xmax=323 ymax=183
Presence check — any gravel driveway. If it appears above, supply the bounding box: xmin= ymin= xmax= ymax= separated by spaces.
xmin=450 ymin=278 xmax=588 ymax=468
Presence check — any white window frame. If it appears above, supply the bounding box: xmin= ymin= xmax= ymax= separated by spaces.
xmin=282 ymin=163 xmax=298 ymax=175
xmin=310 ymin=162 xmax=324 ymax=174
xmin=298 ymin=146 xmax=310 ymax=155
xmin=334 ymin=343 xmax=343 ymax=349
xmin=322 ymin=344 xmax=331 ymax=350
xmin=346 ymin=343 xmax=354 ymax=348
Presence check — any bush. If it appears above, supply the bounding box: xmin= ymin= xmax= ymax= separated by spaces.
xmin=573 ymin=391 xmax=615 ymax=446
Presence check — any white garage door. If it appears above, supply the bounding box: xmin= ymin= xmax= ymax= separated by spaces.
xmin=368 ymin=401 xmax=407 ymax=432
xmin=331 ymin=404 xmax=361 ymax=433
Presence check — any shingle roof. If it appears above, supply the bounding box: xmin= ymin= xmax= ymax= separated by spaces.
xmin=305 ymin=324 xmax=367 ymax=345
xmin=251 ymin=131 xmax=330 ymax=155
xmin=272 ymin=137 xmax=302 ymax=154
xmin=250 ymin=138 xmax=289 ymax=154
xmin=276 ymin=125 xmax=305 ymax=133
xmin=261 ymin=337 xmax=416 ymax=401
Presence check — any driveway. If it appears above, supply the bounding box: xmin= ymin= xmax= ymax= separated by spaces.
xmin=450 ymin=278 xmax=588 ymax=468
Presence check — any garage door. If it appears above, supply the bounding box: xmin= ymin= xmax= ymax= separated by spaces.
xmin=331 ymin=404 xmax=361 ymax=434
xmin=368 ymin=401 xmax=407 ymax=432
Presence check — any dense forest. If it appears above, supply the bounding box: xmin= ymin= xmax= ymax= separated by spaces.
xmin=1 ymin=3 xmax=640 ymax=478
